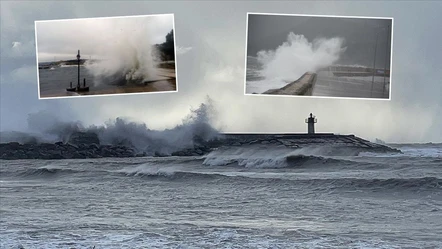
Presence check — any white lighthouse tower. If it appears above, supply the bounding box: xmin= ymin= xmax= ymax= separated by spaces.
xmin=305 ymin=113 xmax=317 ymax=134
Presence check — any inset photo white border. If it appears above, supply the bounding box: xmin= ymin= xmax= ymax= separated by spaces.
xmin=35 ymin=14 xmax=178 ymax=100
xmin=244 ymin=13 xmax=394 ymax=101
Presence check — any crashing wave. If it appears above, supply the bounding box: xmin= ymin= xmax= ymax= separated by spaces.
xmin=202 ymin=145 xmax=356 ymax=168
xmin=1 ymin=98 xmax=219 ymax=157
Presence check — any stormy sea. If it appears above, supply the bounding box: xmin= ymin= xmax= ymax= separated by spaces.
xmin=1 ymin=142 xmax=441 ymax=248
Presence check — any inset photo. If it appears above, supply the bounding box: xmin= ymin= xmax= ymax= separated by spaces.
xmin=245 ymin=13 xmax=393 ymax=99
xmin=35 ymin=14 xmax=177 ymax=99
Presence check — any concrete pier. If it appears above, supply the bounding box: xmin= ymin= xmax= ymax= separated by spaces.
xmin=215 ymin=133 xmax=397 ymax=150
xmin=263 ymin=72 xmax=317 ymax=95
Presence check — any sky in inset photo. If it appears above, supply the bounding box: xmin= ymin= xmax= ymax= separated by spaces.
xmin=36 ymin=14 xmax=174 ymax=62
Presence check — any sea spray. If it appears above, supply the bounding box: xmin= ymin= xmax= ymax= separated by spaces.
xmin=90 ymin=98 xmax=218 ymax=154
xmin=84 ymin=16 xmax=170 ymax=86
xmin=1 ymin=98 xmax=219 ymax=155
xmin=202 ymin=144 xmax=363 ymax=168
xmin=25 ymin=110 xmax=83 ymax=143
xmin=257 ymin=33 xmax=346 ymax=80
xmin=248 ymin=33 xmax=346 ymax=93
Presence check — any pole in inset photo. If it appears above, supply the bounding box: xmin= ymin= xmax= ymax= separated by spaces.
xmin=66 ymin=50 xmax=90 ymax=93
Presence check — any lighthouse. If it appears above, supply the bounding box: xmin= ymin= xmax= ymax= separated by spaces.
xmin=305 ymin=113 xmax=317 ymax=134
xmin=76 ymin=50 xmax=81 ymax=88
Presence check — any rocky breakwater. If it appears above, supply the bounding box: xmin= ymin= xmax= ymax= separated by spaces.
xmin=0 ymin=132 xmax=401 ymax=160
xmin=0 ymin=132 xmax=137 ymax=160
xmin=171 ymin=133 xmax=402 ymax=156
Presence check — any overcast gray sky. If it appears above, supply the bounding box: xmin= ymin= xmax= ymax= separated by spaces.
xmin=1 ymin=1 xmax=441 ymax=143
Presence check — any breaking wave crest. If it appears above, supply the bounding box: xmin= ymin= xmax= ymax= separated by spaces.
xmin=119 ymin=167 xmax=442 ymax=190
xmin=202 ymin=145 xmax=356 ymax=168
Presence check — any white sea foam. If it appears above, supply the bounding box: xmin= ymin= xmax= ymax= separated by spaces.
xmin=360 ymin=146 xmax=442 ymax=158
xmin=202 ymin=146 xmax=291 ymax=168
xmin=117 ymin=163 xmax=178 ymax=177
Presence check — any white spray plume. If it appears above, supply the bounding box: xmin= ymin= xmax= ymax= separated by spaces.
xmin=251 ymin=33 xmax=346 ymax=93
xmin=84 ymin=17 xmax=170 ymax=86
xmin=93 ymin=97 xmax=219 ymax=154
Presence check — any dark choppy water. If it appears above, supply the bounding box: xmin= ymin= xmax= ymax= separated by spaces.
xmin=38 ymin=65 xmax=95 ymax=97
xmin=38 ymin=65 xmax=176 ymax=98
xmin=1 ymin=144 xmax=441 ymax=248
